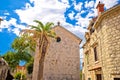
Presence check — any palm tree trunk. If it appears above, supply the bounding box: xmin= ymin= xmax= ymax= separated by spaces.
xmin=37 ymin=50 xmax=45 ymax=80
xmin=32 ymin=38 xmax=41 ymax=80
xmin=32 ymin=34 xmax=48 ymax=80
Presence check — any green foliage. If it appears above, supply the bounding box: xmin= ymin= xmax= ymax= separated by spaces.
xmin=26 ymin=58 xmax=34 ymax=74
xmin=12 ymin=34 xmax=36 ymax=53
xmin=29 ymin=20 xmax=56 ymax=38
xmin=11 ymin=34 xmax=35 ymax=63
xmin=3 ymin=35 xmax=34 ymax=71
xmin=14 ymin=72 xmax=26 ymax=80
xmin=31 ymin=20 xmax=54 ymax=32
xmin=3 ymin=51 xmax=19 ymax=71
xmin=80 ymin=70 xmax=82 ymax=80
xmin=3 ymin=50 xmax=32 ymax=71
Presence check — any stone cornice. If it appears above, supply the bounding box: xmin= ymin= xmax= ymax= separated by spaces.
xmin=94 ymin=4 xmax=120 ymax=29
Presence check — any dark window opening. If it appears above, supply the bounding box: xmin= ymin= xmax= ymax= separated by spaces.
xmin=114 ymin=78 xmax=120 ymax=80
xmin=96 ymin=74 xmax=102 ymax=80
xmin=56 ymin=37 xmax=61 ymax=42
xmin=91 ymin=23 xmax=94 ymax=26
xmin=88 ymin=78 xmax=91 ymax=80
xmin=94 ymin=46 xmax=98 ymax=61
xmin=90 ymin=27 xmax=95 ymax=34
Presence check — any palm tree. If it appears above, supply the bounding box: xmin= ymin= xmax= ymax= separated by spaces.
xmin=21 ymin=20 xmax=56 ymax=80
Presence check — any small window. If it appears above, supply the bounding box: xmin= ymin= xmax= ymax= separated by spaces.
xmin=91 ymin=23 xmax=94 ymax=26
xmin=56 ymin=37 xmax=61 ymax=42
xmin=94 ymin=46 xmax=98 ymax=61
xmin=90 ymin=27 xmax=95 ymax=34
xmin=88 ymin=78 xmax=91 ymax=80
xmin=96 ymin=74 xmax=102 ymax=80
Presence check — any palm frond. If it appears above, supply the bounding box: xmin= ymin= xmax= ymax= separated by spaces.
xmin=29 ymin=25 xmax=41 ymax=32
xmin=33 ymin=20 xmax=44 ymax=30
xmin=47 ymin=30 xmax=56 ymax=38
xmin=45 ymin=22 xmax=54 ymax=31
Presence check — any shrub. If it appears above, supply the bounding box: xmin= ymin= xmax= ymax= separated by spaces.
xmin=26 ymin=58 xmax=34 ymax=74
xmin=14 ymin=72 xmax=26 ymax=80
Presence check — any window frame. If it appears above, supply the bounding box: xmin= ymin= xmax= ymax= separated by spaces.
xmin=85 ymin=52 xmax=89 ymax=65
xmin=94 ymin=46 xmax=98 ymax=61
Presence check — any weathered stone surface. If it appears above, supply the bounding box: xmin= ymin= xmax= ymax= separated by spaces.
xmin=0 ymin=58 xmax=9 ymax=80
xmin=83 ymin=4 xmax=120 ymax=80
xmin=43 ymin=26 xmax=81 ymax=80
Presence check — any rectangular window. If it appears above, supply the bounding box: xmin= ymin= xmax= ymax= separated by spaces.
xmin=85 ymin=51 xmax=89 ymax=65
xmin=90 ymin=27 xmax=95 ymax=34
xmin=96 ymin=74 xmax=102 ymax=80
xmin=94 ymin=46 xmax=98 ymax=61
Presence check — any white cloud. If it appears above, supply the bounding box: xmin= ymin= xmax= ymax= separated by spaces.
xmin=0 ymin=18 xmax=26 ymax=35
xmin=12 ymin=28 xmax=20 ymax=36
xmin=85 ymin=0 xmax=95 ymax=8
xmin=77 ymin=18 xmax=90 ymax=28
xmin=102 ymin=0 xmax=119 ymax=9
xmin=0 ymin=18 xmax=16 ymax=29
xmin=68 ymin=11 xmax=75 ymax=20
xmin=80 ymin=10 xmax=86 ymax=14
xmin=14 ymin=0 xmax=86 ymax=39
xmin=15 ymin=0 xmax=69 ymax=25
xmin=59 ymin=0 xmax=69 ymax=5
xmin=75 ymin=13 xmax=90 ymax=28
xmin=74 ymin=2 xmax=83 ymax=11
xmin=86 ymin=11 xmax=95 ymax=18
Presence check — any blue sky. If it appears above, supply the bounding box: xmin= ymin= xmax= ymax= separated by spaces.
xmin=0 ymin=0 xmax=120 ymax=56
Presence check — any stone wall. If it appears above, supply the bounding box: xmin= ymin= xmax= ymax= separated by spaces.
xmin=83 ymin=5 xmax=120 ymax=80
xmin=99 ymin=7 xmax=120 ymax=80
xmin=0 ymin=58 xmax=9 ymax=80
xmin=43 ymin=26 xmax=80 ymax=80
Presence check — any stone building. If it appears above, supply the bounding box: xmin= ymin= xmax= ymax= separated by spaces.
xmin=0 ymin=58 xmax=9 ymax=80
xmin=43 ymin=24 xmax=82 ymax=80
xmin=82 ymin=2 xmax=120 ymax=80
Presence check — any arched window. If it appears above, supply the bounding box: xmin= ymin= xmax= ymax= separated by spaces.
xmin=56 ymin=37 xmax=61 ymax=42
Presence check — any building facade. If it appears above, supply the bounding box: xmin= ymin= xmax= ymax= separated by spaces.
xmin=83 ymin=2 xmax=120 ymax=80
xmin=43 ymin=25 xmax=82 ymax=80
